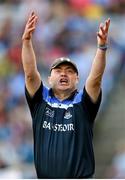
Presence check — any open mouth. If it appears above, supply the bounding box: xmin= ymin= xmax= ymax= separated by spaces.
xmin=59 ymin=78 xmax=68 ymax=85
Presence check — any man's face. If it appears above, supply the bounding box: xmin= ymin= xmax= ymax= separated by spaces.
xmin=48 ymin=64 xmax=79 ymax=92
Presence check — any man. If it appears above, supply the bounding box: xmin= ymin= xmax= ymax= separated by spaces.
xmin=22 ymin=12 xmax=110 ymax=178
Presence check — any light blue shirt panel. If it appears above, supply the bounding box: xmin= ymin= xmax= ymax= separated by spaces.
xmin=42 ymin=85 xmax=83 ymax=105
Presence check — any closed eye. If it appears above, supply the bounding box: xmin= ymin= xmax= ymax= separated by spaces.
xmin=54 ymin=69 xmax=61 ymax=73
xmin=67 ymin=69 xmax=74 ymax=74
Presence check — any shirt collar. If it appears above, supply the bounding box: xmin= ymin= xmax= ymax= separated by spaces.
xmin=49 ymin=88 xmax=78 ymax=101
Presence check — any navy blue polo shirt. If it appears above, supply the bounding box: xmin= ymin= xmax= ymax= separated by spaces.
xmin=25 ymin=82 xmax=101 ymax=178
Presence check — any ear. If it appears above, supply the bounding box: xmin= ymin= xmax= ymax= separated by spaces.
xmin=48 ymin=76 xmax=51 ymax=85
xmin=76 ymin=76 xmax=79 ymax=84
xmin=48 ymin=75 xmax=53 ymax=86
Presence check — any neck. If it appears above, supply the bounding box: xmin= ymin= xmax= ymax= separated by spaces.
xmin=53 ymin=89 xmax=76 ymax=101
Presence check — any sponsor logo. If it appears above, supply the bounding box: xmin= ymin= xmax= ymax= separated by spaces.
xmin=43 ymin=121 xmax=74 ymax=132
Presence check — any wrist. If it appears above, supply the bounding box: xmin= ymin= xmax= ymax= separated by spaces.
xmin=22 ymin=37 xmax=30 ymax=41
xmin=22 ymin=38 xmax=32 ymax=44
xmin=22 ymin=34 xmax=32 ymax=42
xmin=97 ymin=44 xmax=108 ymax=51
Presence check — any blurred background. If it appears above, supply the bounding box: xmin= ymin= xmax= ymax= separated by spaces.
xmin=0 ymin=0 xmax=125 ymax=178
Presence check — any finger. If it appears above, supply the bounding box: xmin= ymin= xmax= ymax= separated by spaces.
xmin=23 ymin=24 xmax=36 ymax=39
xmin=23 ymin=27 xmax=35 ymax=39
xmin=100 ymin=25 xmax=105 ymax=35
xmin=29 ymin=11 xmax=35 ymax=18
xmin=26 ymin=12 xmax=37 ymax=26
xmin=104 ymin=18 xmax=110 ymax=32
xmin=28 ymin=14 xmax=37 ymax=24
xmin=106 ymin=18 xmax=110 ymax=30
xmin=31 ymin=11 xmax=35 ymax=16
xmin=27 ymin=17 xmax=38 ymax=29
xmin=97 ymin=32 xmax=107 ymax=41
xmin=97 ymin=32 xmax=103 ymax=40
xmin=26 ymin=21 xmax=34 ymax=30
xmin=106 ymin=18 xmax=110 ymax=27
xmin=27 ymin=27 xmax=36 ymax=34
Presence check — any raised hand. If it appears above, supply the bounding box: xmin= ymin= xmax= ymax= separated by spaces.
xmin=22 ymin=12 xmax=38 ymax=41
xmin=97 ymin=18 xmax=110 ymax=46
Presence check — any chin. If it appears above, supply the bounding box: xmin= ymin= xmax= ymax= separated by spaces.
xmin=58 ymin=86 xmax=70 ymax=91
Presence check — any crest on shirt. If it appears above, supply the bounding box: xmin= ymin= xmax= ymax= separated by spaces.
xmin=45 ymin=107 xmax=54 ymax=118
xmin=64 ymin=111 xmax=72 ymax=119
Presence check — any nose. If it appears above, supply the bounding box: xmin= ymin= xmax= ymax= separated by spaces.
xmin=60 ymin=70 xmax=67 ymax=76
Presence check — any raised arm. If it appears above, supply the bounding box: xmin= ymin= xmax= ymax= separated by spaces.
xmin=85 ymin=18 xmax=110 ymax=102
xmin=22 ymin=12 xmax=41 ymax=97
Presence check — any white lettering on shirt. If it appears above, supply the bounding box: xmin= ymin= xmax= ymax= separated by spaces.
xmin=42 ymin=121 xmax=74 ymax=132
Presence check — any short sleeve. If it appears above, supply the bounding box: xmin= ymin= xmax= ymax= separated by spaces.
xmin=25 ymin=82 xmax=43 ymax=111
xmin=82 ymin=87 xmax=102 ymax=122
